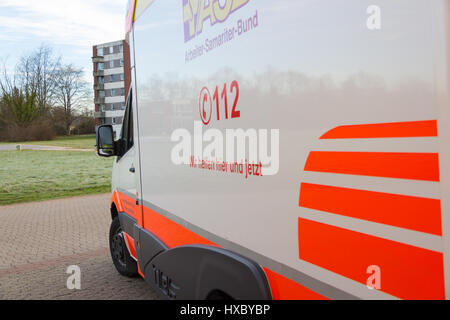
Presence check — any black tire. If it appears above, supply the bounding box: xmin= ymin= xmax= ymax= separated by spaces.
xmin=206 ymin=290 xmax=234 ymax=300
xmin=109 ymin=216 xmax=138 ymax=277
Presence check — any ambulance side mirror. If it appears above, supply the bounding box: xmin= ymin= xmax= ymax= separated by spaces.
xmin=96 ymin=125 xmax=117 ymax=157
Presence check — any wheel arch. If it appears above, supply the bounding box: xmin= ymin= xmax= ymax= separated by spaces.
xmin=142 ymin=244 xmax=272 ymax=300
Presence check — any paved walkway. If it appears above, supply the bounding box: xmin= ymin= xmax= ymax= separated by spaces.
xmin=0 ymin=194 xmax=159 ymax=300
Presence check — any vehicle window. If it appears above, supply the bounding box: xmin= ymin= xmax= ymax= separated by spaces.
xmin=119 ymin=90 xmax=133 ymax=157
xmin=128 ymin=99 xmax=133 ymax=148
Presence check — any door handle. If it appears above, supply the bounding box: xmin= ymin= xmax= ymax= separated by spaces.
xmin=129 ymin=166 xmax=135 ymax=173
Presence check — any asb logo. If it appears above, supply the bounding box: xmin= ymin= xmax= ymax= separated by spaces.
xmin=183 ymin=0 xmax=250 ymax=42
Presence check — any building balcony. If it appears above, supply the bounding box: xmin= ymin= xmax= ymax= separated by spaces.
xmin=94 ymin=97 xmax=105 ymax=104
xmin=92 ymin=56 xmax=104 ymax=63
xmin=93 ymin=70 xmax=104 ymax=77
xmin=94 ymin=84 xmax=104 ymax=90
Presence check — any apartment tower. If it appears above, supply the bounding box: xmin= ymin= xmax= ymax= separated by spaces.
xmin=92 ymin=40 xmax=131 ymax=134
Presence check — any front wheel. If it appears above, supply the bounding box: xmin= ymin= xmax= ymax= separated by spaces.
xmin=109 ymin=216 xmax=138 ymax=277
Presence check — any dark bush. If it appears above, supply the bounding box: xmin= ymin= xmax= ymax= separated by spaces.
xmin=27 ymin=121 xmax=56 ymax=141
xmin=73 ymin=117 xmax=96 ymax=135
xmin=52 ymin=123 xmax=68 ymax=136
xmin=0 ymin=120 xmax=55 ymax=142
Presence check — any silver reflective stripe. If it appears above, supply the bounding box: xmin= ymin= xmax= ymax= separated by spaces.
xmin=117 ymin=188 xmax=137 ymax=201
xmin=299 ymin=208 xmax=443 ymax=252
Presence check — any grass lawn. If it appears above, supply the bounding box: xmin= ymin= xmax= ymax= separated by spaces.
xmin=0 ymin=134 xmax=97 ymax=150
xmin=0 ymin=150 xmax=113 ymax=206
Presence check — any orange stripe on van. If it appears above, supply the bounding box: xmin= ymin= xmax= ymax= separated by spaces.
xmin=142 ymin=206 xmax=217 ymax=248
xmin=123 ymin=232 xmax=137 ymax=260
xmin=320 ymin=120 xmax=438 ymax=139
xmin=298 ymin=218 xmax=445 ymax=300
xmin=263 ymin=267 xmax=328 ymax=300
xmin=299 ymin=183 xmax=442 ymax=235
xmin=117 ymin=192 xmax=139 ymax=221
xmin=304 ymin=151 xmax=440 ymax=181
xmin=111 ymin=190 xmax=124 ymax=212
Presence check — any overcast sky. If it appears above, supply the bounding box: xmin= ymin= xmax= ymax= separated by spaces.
xmin=0 ymin=0 xmax=127 ymax=82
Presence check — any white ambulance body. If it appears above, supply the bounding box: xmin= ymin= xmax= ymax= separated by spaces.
xmin=97 ymin=0 xmax=450 ymax=300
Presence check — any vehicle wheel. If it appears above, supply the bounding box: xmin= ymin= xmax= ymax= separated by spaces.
xmin=206 ymin=290 xmax=234 ymax=300
xmin=109 ymin=216 xmax=138 ymax=277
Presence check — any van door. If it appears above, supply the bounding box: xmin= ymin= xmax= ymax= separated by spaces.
xmin=116 ymin=90 xmax=139 ymax=220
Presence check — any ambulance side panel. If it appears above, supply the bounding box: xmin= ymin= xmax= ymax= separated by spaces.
xmin=131 ymin=0 xmax=449 ymax=299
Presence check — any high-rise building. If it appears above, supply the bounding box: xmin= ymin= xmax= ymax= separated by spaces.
xmin=92 ymin=40 xmax=131 ymax=134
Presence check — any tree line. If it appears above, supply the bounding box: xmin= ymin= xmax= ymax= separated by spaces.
xmin=0 ymin=45 xmax=95 ymax=142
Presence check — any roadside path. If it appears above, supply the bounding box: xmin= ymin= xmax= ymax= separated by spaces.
xmin=0 ymin=144 xmax=93 ymax=152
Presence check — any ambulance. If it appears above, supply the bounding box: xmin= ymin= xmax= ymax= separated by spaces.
xmin=96 ymin=0 xmax=450 ymax=300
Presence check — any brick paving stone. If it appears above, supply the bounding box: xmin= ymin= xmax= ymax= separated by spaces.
xmin=0 ymin=194 xmax=159 ymax=300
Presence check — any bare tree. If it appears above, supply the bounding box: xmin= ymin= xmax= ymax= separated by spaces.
xmin=15 ymin=44 xmax=61 ymax=115
xmin=0 ymin=45 xmax=60 ymax=126
xmin=53 ymin=64 xmax=90 ymax=135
